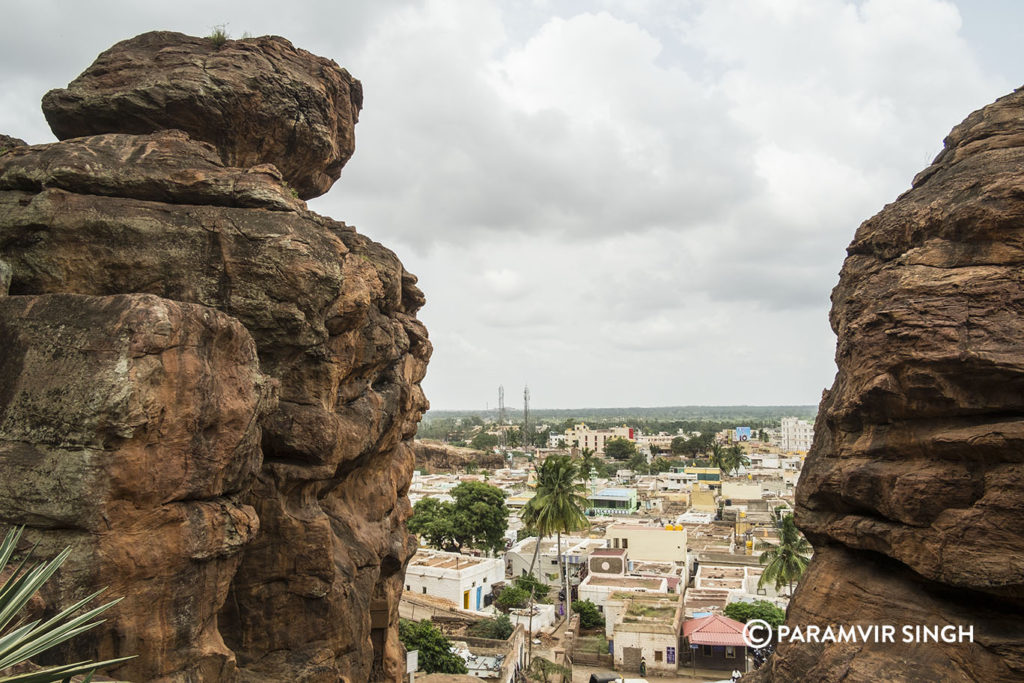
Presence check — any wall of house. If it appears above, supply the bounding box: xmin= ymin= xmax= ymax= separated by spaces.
xmin=404 ymin=556 xmax=504 ymax=611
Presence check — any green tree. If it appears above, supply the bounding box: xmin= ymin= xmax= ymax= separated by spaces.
xmin=576 ymin=448 xmax=598 ymax=483
xmin=649 ymin=457 xmax=676 ymax=474
xmin=525 ymin=656 xmax=572 ymax=683
xmin=450 ymin=482 xmax=509 ymax=555
xmin=724 ymin=600 xmax=785 ymax=628
xmin=398 ymin=619 xmax=467 ymax=674
xmin=627 ymin=452 xmax=649 ymax=474
xmin=709 ymin=442 xmax=726 ymax=471
xmin=467 ymin=614 xmax=515 ymax=640
xmin=470 ymin=432 xmax=500 ymax=451
xmin=407 ymin=497 xmax=457 ymax=551
xmin=408 ymin=482 xmax=509 ymax=555
xmin=528 ymin=455 xmax=589 ymax=617
xmin=758 ymin=515 xmax=813 ymax=596
xmin=670 ymin=436 xmax=689 ymax=456
xmin=722 ymin=444 xmax=751 ymax=475
xmin=514 ymin=574 xmax=549 ymax=603
xmin=571 ymin=599 xmax=605 ymax=629
xmin=496 ymin=585 xmax=529 ymax=610
xmin=603 ymin=437 xmax=637 ymax=460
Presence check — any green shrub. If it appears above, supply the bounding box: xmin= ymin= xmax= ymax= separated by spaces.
xmin=0 ymin=526 xmax=136 ymax=681
xmin=513 ymin=574 xmax=548 ymax=602
xmin=496 ymin=585 xmax=529 ymax=610
xmin=571 ymin=599 xmax=605 ymax=629
xmin=724 ymin=600 xmax=785 ymax=628
xmin=467 ymin=614 xmax=514 ymax=640
xmin=398 ymin=618 xmax=467 ymax=674
xmin=208 ymin=24 xmax=229 ymax=49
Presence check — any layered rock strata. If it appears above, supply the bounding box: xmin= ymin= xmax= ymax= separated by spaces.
xmin=0 ymin=31 xmax=429 ymax=682
xmin=750 ymin=88 xmax=1024 ymax=681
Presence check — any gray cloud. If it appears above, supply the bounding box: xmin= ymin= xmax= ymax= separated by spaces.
xmin=0 ymin=0 xmax=1017 ymax=409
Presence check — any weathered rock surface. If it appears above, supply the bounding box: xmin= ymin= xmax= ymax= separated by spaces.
xmin=750 ymin=88 xmax=1024 ymax=681
xmin=42 ymin=31 xmax=362 ymax=200
xmin=413 ymin=440 xmax=506 ymax=472
xmin=0 ymin=33 xmax=429 ymax=683
xmin=0 ymin=134 xmax=26 ymax=153
xmin=0 ymin=293 xmax=271 ymax=681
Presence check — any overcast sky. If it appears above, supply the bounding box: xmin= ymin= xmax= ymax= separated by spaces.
xmin=2 ymin=1 xmax=1021 ymax=409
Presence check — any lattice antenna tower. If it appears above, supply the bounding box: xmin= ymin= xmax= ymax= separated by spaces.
xmin=498 ymin=385 xmax=506 ymax=449
xmin=523 ymin=385 xmax=531 ymax=451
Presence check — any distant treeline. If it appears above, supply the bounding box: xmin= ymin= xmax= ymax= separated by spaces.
xmin=417 ymin=405 xmax=818 ymax=441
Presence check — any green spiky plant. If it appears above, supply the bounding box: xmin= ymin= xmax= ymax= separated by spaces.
xmin=0 ymin=527 xmax=134 ymax=683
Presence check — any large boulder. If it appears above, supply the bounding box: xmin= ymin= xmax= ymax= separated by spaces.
xmin=0 ymin=33 xmax=429 ymax=682
xmin=750 ymin=88 xmax=1024 ymax=681
xmin=42 ymin=31 xmax=362 ymax=200
xmin=0 ymin=293 xmax=272 ymax=681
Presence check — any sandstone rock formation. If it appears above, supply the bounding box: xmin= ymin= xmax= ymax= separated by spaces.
xmin=0 ymin=32 xmax=429 ymax=683
xmin=414 ymin=440 xmax=506 ymax=472
xmin=42 ymin=31 xmax=362 ymax=200
xmin=750 ymin=88 xmax=1024 ymax=681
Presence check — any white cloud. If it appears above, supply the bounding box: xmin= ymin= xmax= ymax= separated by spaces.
xmin=0 ymin=0 xmax=1017 ymax=409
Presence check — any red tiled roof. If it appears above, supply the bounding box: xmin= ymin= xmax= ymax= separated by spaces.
xmin=683 ymin=613 xmax=747 ymax=646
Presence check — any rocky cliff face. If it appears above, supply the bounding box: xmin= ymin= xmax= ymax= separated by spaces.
xmin=0 ymin=31 xmax=430 ymax=682
xmin=750 ymin=88 xmax=1024 ymax=681
xmin=413 ymin=440 xmax=505 ymax=472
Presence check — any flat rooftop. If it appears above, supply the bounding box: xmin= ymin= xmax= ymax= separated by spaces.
xmin=595 ymin=488 xmax=635 ymax=497
xmin=409 ymin=553 xmax=489 ymax=570
xmin=587 ymin=576 xmax=663 ymax=589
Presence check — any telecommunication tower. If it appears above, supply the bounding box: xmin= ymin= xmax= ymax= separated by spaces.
xmin=523 ymin=385 xmax=531 ymax=451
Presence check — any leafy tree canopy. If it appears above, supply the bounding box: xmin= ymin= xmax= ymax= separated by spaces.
xmin=467 ymin=614 xmax=515 ymax=640
xmin=497 ymin=585 xmax=530 ymax=610
xmin=571 ymin=599 xmax=605 ymax=629
xmin=399 ymin=619 xmax=468 ymax=674
xmin=408 ymin=482 xmax=509 ymax=555
xmin=514 ymin=574 xmax=549 ymax=602
xmin=470 ymin=432 xmax=501 ymax=451
xmin=724 ymin=600 xmax=786 ymax=628
xmin=603 ymin=437 xmax=637 ymax=460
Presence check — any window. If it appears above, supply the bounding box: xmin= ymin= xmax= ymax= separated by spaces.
xmin=666 ymin=647 xmax=676 ymax=664
xmin=406 ymin=585 xmax=410 ymax=591
xmin=622 ymin=539 xmax=628 ymax=549
xmin=613 ymin=538 xmax=620 ymax=549
xmin=654 ymin=651 xmax=663 ymax=662
xmin=726 ymin=646 xmax=736 ymax=659
xmin=422 ymin=587 xmax=427 ymax=594
xmin=702 ymin=645 xmax=712 ymax=657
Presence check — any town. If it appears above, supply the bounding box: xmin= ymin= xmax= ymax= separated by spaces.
xmin=399 ymin=402 xmax=815 ymax=682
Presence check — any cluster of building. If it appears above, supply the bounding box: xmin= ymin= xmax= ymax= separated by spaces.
xmin=403 ymin=417 xmax=811 ymax=678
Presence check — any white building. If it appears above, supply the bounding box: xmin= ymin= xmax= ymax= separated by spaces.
xmin=779 ymin=417 xmax=814 ymax=452
xmin=404 ymin=549 xmax=504 ymax=612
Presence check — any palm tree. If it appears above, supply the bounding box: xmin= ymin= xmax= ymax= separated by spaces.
xmin=709 ymin=442 xmax=726 ymax=471
xmin=722 ymin=444 xmax=750 ymax=475
xmin=529 ymin=456 xmax=589 ymax=612
xmin=576 ymin=448 xmax=597 ymax=485
xmin=757 ymin=514 xmax=813 ymax=596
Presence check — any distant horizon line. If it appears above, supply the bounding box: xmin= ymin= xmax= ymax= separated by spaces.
xmin=424 ymin=403 xmax=819 ymax=412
